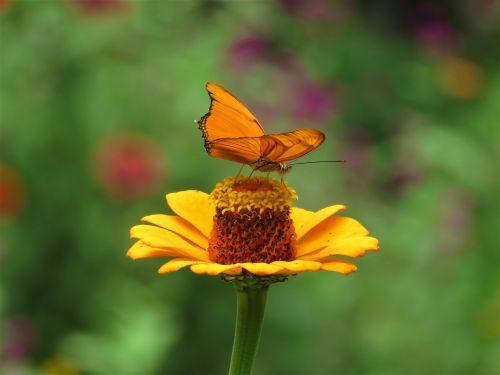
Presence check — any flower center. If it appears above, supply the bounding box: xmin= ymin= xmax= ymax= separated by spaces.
xmin=208 ymin=176 xmax=298 ymax=264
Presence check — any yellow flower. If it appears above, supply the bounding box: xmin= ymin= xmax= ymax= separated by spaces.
xmin=127 ymin=176 xmax=379 ymax=276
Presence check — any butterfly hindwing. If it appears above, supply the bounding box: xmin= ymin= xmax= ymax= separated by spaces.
xmin=259 ymin=129 xmax=325 ymax=162
xmin=208 ymin=129 xmax=325 ymax=165
xmin=208 ymin=137 xmax=262 ymax=165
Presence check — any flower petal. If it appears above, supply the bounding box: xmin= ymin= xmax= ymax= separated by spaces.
xmin=142 ymin=214 xmax=208 ymax=249
xmin=290 ymin=207 xmax=314 ymax=232
xmin=239 ymin=263 xmax=285 ymax=275
xmin=300 ymin=236 xmax=379 ymax=260
xmin=271 ymin=260 xmax=322 ymax=274
xmin=296 ymin=216 xmax=370 ymax=257
xmin=190 ymin=263 xmax=243 ymax=275
xmin=294 ymin=204 xmax=346 ymax=240
xmin=166 ymin=190 xmax=214 ymax=238
xmin=158 ymin=258 xmax=203 ymax=274
xmin=127 ymin=240 xmax=177 ymax=260
xmin=320 ymin=259 xmax=358 ymax=274
xmin=130 ymin=224 xmax=209 ymax=261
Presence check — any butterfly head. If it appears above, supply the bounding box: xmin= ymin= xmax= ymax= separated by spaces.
xmin=278 ymin=163 xmax=292 ymax=175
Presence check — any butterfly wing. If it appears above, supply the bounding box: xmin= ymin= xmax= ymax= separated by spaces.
xmin=207 ymin=137 xmax=263 ymax=165
xmin=197 ymin=83 xmax=325 ymax=167
xmin=198 ymin=83 xmax=265 ymax=152
xmin=259 ymin=129 xmax=325 ymax=162
xmin=207 ymin=129 xmax=325 ymax=165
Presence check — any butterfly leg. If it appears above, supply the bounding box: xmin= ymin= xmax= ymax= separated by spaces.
xmin=235 ymin=164 xmax=245 ymax=178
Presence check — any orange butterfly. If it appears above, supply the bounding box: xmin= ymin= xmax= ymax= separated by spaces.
xmin=197 ymin=83 xmax=325 ymax=175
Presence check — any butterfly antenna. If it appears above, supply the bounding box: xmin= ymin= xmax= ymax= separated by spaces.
xmin=290 ymin=160 xmax=346 ymax=166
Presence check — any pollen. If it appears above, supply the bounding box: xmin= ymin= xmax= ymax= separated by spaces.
xmin=208 ymin=176 xmax=298 ymax=264
xmin=209 ymin=176 xmax=297 ymax=214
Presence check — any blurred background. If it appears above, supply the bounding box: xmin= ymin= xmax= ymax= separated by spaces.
xmin=0 ymin=0 xmax=499 ymax=374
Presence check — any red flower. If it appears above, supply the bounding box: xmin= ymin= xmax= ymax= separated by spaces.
xmin=74 ymin=0 xmax=128 ymax=15
xmin=0 ymin=0 xmax=12 ymax=14
xmin=0 ymin=164 xmax=25 ymax=220
xmin=93 ymin=133 xmax=166 ymax=201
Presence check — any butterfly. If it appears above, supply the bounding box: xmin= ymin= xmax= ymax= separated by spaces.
xmin=197 ymin=82 xmax=325 ymax=175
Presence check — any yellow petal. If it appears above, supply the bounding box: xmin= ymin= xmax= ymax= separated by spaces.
xmin=158 ymin=258 xmax=202 ymax=274
xmin=130 ymin=224 xmax=209 ymax=261
xmin=271 ymin=260 xmax=322 ymax=274
xmin=290 ymin=207 xmax=314 ymax=232
xmin=296 ymin=216 xmax=370 ymax=257
xmin=166 ymin=190 xmax=214 ymax=238
xmin=239 ymin=263 xmax=285 ymax=275
xmin=294 ymin=204 xmax=346 ymax=240
xmin=300 ymin=236 xmax=379 ymax=260
xmin=190 ymin=263 xmax=242 ymax=275
xmin=127 ymin=240 xmax=177 ymax=260
xmin=142 ymin=214 xmax=208 ymax=249
xmin=320 ymin=259 xmax=357 ymax=274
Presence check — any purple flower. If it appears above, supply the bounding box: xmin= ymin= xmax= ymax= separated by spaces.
xmin=292 ymin=82 xmax=335 ymax=123
xmin=280 ymin=0 xmax=346 ymax=22
xmin=438 ymin=189 xmax=474 ymax=254
xmin=340 ymin=130 xmax=373 ymax=190
xmin=227 ymin=35 xmax=268 ymax=72
xmin=407 ymin=3 xmax=458 ymax=56
xmin=0 ymin=316 xmax=36 ymax=362
xmin=276 ymin=58 xmax=337 ymax=124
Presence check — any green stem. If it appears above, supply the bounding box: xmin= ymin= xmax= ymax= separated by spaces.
xmin=228 ymin=282 xmax=269 ymax=375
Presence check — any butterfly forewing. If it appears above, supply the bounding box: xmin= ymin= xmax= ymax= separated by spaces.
xmin=199 ymin=83 xmax=265 ymax=145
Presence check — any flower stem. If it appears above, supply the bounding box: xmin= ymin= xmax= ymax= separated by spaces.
xmin=228 ymin=282 xmax=269 ymax=375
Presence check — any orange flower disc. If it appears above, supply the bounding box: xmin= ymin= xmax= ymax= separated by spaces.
xmin=208 ymin=176 xmax=297 ymax=264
